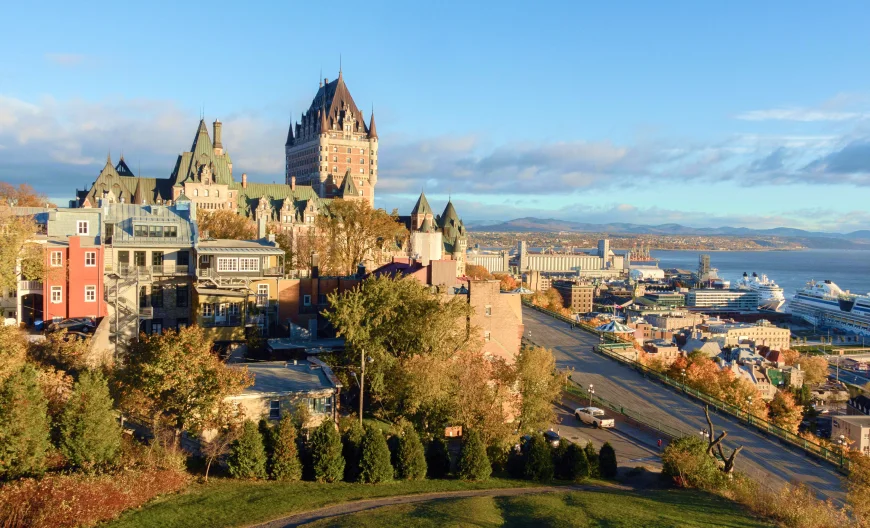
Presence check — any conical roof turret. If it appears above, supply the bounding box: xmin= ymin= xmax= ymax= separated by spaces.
xmin=285 ymin=121 xmax=294 ymax=146
xmin=132 ymin=178 xmax=145 ymax=204
xmin=368 ymin=110 xmax=378 ymax=139
xmin=411 ymin=192 xmax=433 ymax=216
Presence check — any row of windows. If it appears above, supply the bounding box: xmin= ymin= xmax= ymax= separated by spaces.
xmin=133 ymin=225 xmax=179 ymax=238
xmin=326 ymin=156 xmax=367 ymax=164
xmin=322 ymin=146 xmax=366 ymax=154
xmin=51 ymin=251 xmax=97 ymax=267
xmin=216 ymin=257 xmax=260 ymax=272
xmin=192 ymin=189 xmax=224 ymax=197
xmin=269 ymin=397 xmax=332 ymax=419
xmin=139 ymin=285 xmax=189 ymax=308
xmin=201 ymin=302 xmax=242 ymax=317
xmin=50 ymin=285 xmax=97 ymax=303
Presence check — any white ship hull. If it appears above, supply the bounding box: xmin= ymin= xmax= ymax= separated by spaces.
xmin=760 ymin=298 xmax=786 ymax=311
xmin=789 ymin=280 xmax=870 ymax=336
xmin=739 ymin=273 xmax=786 ymax=312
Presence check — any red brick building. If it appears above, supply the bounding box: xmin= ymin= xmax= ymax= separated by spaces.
xmin=43 ymin=236 xmax=107 ymax=323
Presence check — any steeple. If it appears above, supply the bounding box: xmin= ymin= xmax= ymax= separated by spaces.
xmin=285 ymin=115 xmax=294 ymax=146
xmin=190 ymin=119 xmax=212 ymax=153
xmin=368 ymin=109 xmax=378 ymax=139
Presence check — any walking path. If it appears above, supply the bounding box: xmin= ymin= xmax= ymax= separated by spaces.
xmin=252 ymin=483 xmax=626 ymax=528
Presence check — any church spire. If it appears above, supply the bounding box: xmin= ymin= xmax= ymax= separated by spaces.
xmin=285 ymin=114 xmax=294 ymax=146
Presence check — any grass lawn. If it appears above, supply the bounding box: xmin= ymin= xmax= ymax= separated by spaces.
xmin=106 ymin=477 xmax=548 ymax=528
xmin=301 ymin=489 xmax=772 ymax=528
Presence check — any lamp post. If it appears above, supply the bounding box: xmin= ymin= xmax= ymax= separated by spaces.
xmin=358 ymin=349 xmax=373 ymax=428
xmin=681 ymin=369 xmax=686 ymax=390
xmin=588 ymin=384 xmax=595 ymax=407
xmin=746 ymin=396 xmax=753 ymax=425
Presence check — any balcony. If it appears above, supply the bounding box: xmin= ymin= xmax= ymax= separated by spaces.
xmin=18 ymin=280 xmax=43 ymax=293
xmin=263 ymin=266 xmax=284 ymax=276
xmin=139 ymin=307 xmax=153 ymax=319
xmin=117 ymin=264 xmax=192 ymax=278
xmin=199 ymin=315 xmax=241 ymax=328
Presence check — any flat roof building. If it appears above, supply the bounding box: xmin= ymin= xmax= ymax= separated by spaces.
xmin=686 ymin=289 xmax=759 ymax=311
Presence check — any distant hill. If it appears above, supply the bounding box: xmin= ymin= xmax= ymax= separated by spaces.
xmin=466 ymin=217 xmax=870 ymax=249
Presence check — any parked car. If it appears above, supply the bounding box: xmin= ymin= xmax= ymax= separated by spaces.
xmin=574 ymin=407 xmax=616 ymax=428
xmin=543 ymin=430 xmax=561 ymax=447
xmin=47 ymin=317 xmax=96 ymax=334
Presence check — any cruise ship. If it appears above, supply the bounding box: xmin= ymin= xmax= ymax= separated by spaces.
xmin=789 ymin=280 xmax=870 ymax=336
xmin=738 ymin=272 xmax=786 ymax=311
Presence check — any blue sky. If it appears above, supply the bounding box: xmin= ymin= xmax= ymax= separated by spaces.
xmin=2 ymin=1 xmax=870 ymax=231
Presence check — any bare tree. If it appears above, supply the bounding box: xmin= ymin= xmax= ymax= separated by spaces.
xmin=704 ymin=405 xmax=744 ymax=474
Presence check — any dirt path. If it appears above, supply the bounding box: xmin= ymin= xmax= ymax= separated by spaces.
xmin=252 ymin=483 xmax=627 ymax=528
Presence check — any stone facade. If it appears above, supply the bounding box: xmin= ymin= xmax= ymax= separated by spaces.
xmin=467 ymin=280 xmax=524 ymax=364
xmin=551 ymin=280 xmax=594 ymax=313
xmin=285 ymin=71 xmax=378 ymax=205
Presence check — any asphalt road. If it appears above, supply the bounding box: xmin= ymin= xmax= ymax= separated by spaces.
xmin=525 ymin=307 xmax=846 ymax=503
xmin=828 ymin=365 xmax=870 ymax=388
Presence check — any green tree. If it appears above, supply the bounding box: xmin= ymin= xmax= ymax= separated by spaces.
xmin=315 ymin=199 xmax=408 ymax=276
xmin=458 ymin=429 xmax=491 ymax=481
xmin=584 ymin=441 xmax=600 ymax=478
xmin=426 ymin=437 xmax=451 ymax=478
xmin=227 ymin=420 xmax=267 ymax=479
xmin=395 ymin=424 xmax=427 ymax=480
xmin=309 ymin=419 xmax=344 ymax=483
xmin=523 ymin=434 xmax=554 ymax=481
xmin=271 ymin=415 xmax=302 ymax=481
xmin=259 ymin=418 xmax=277 ymax=471
xmin=359 ymin=426 xmax=393 ymax=483
xmin=0 ymin=365 xmax=51 ymax=479
xmin=564 ymin=443 xmax=589 ymax=481
xmin=118 ymin=326 xmax=252 ymax=433
xmin=59 ymin=371 xmax=121 ymax=470
xmin=0 ymin=325 xmax=27 ymax=383
xmin=515 ymin=346 xmax=565 ymax=434
xmin=599 ymin=442 xmax=618 ymax=479
xmin=551 ymin=441 xmax=569 ymax=480
xmin=0 ymin=210 xmax=45 ymax=295
xmin=661 ymin=436 xmax=722 ymax=489
xmin=341 ymin=417 xmax=365 ymax=482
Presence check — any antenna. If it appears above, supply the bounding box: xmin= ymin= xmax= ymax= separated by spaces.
xmin=339 ymin=53 xmax=342 ymax=73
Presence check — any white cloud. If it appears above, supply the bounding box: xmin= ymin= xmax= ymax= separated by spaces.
xmin=44 ymin=53 xmax=89 ymax=67
xmin=735 ymin=108 xmax=867 ymax=122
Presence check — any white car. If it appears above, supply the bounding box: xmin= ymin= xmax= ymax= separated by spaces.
xmin=574 ymin=407 xmax=615 ymax=428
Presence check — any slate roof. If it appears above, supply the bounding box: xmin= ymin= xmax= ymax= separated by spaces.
xmin=231 ymin=181 xmax=327 ymax=221
xmin=104 ymin=203 xmax=196 ymax=246
xmin=411 ymin=192 xmax=433 ymax=216
xmin=307 ymin=71 xmax=370 ymax=136
xmin=81 ymin=157 xmax=174 ymax=207
xmin=169 ymin=119 xmax=234 ymax=186
xmin=339 ymin=170 xmax=360 ymax=197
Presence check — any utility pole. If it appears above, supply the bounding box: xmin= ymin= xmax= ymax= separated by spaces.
xmin=359 ymin=348 xmax=365 ymax=428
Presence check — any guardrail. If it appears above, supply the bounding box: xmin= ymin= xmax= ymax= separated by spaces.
xmin=524 ymin=300 xmax=852 ymax=471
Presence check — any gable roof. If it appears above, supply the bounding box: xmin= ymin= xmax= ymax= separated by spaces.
xmin=169 ymin=119 xmax=234 ymax=186
xmin=339 ymin=170 xmax=360 ymax=197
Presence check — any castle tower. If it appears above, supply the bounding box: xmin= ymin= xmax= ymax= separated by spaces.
xmin=285 ymin=70 xmax=378 ymax=205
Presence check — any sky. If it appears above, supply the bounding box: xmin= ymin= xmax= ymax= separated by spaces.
xmin=2 ymin=1 xmax=870 ymax=232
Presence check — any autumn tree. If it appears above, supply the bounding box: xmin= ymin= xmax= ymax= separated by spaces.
xmin=515 ymin=346 xmax=565 ymax=434
xmin=0 ymin=325 xmax=28 ymax=382
xmin=0 ymin=365 xmax=51 ymax=479
xmin=779 ymin=349 xmax=800 ymax=366
xmin=59 ymin=371 xmax=121 ymax=470
xmin=795 ymin=355 xmax=829 ymax=386
xmin=198 ymin=209 xmax=256 ymax=240
xmin=493 ymin=273 xmax=518 ymax=291
xmin=117 ymin=326 xmax=252 ymax=433
xmin=451 ymin=349 xmax=519 ymax=447
xmin=847 ymin=452 xmax=870 ymax=526
xmin=315 ymin=199 xmax=407 ymax=276
xmin=0 ymin=182 xmax=52 ymax=207
xmin=465 ymin=264 xmax=493 ymax=280
xmin=768 ymin=391 xmax=803 ymax=433
xmin=0 ymin=210 xmax=46 ymax=294
xmin=200 ymin=402 xmax=243 ymax=482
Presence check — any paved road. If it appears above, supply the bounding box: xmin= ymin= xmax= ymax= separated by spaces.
xmin=525 ymin=307 xmax=846 ymax=503
xmin=828 ymin=365 xmax=870 ymax=387
xmin=254 ymin=484 xmax=618 ymax=528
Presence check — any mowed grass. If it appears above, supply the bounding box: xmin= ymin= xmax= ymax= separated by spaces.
xmin=301 ymin=489 xmax=773 ymax=528
xmin=105 ymin=477 xmax=543 ymax=528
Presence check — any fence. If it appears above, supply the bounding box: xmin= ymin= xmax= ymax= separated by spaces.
xmin=523 ymin=299 xmax=853 ymax=471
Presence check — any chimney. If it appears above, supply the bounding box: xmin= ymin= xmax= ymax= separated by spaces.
xmin=311 ymin=253 xmax=320 ymax=279
xmin=213 ymin=120 xmax=223 ymax=155
xmin=241 ymin=173 xmax=247 ymax=189
xmin=290 ymin=176 xmax=296 ymax=190
xmin=268 ymin=233 xmax=276 ymax=244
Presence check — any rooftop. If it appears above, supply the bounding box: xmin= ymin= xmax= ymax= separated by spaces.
xmin=230 ymin=361 xmax=337 ymax=396
xmin=837 ymin=415 xmax=870 ymax=426
xmin=197 ymin=239 xmax=283 ymax=255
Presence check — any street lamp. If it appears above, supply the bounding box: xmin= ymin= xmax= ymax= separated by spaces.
xmin=746 ymin=396 xmax=753 ymax=425
xmin=588 ymin=384 xmax=595 ymax=407
xmin=681 ymin=369 xmax=686 ymax=389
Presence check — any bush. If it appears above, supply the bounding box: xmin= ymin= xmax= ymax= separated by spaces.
xmin=584 ymin=441 xmax=599 ymax=478
xmin=426 ymin=437 xmax=451 ymax=478
xmin=523 ymin=434 xmax=554 ymax=481
xmin=309 ymin=419 xmax=344 ymax=483
xmin=563 ymin=443 xmax=589 ymax=481
xmin=358 ymin=426 xmax=393 ymax=483
xmin=227 ymin=420 xmax=267 ymax=479
xmin=0 ymin=365 xmax=50 ymax=479
xmin=551 ymin=441 xmax=569 ymax=479
xmin=458 ymin=429 xmax=491 ymax=481
xmin=661 ymin=436 xmax=721 ymax=489
xmin=270 ymin=415 xmax=302 ymax=481
xmin=599 ymin=442 xmax=617 ymax=479
xmin=487 ymin=443 xmax=510 ymax=474
xmin=395 ymin=425 xmax=427 ymax=480
xmin=341 ymin=418 xmax=365 ymax=482
xmin=58 ymin=371 xmax=120 ymax=471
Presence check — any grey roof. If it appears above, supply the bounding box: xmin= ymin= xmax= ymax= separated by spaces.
xmin=197 ymin=239 xmax=283 ymax=255
xmin=339 ymin=170 xmax=360 ymax=197
xmin=104 ymin=203 xmax=195 ymax=246
xmin=169 ymin=120 xmax=235 ymax=187
xmin=232 ymin=361 xmax=336 ymax=395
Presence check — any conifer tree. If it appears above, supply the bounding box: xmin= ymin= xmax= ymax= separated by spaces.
xmin=395 ymin=425 xmax=427 ymax=480
xmin=584 ymin=441 xmax=600 ymax=478
xmin=309 ymin=419 xmax=344 ymax=483
xmin=426 ymin=436 xmax=451 ymax=478
xmin=599 ymin=442 xmax=618 ymax=479
xmin=227 ymin=420 xmax=267 ymax=479
xmin=564 ymin=442 xmax=589 ymax=481
xmin=524 ymin=434 xmax=554 ymax=481
xmin=0 ymin=365 xmax=50 ymax=479
xmin=59 ymin=371 xmax=120 ymax=470
xmin=551 ymin=441 xmax=569 ymax=479
xmin=359 ymin=426 xmax=393 ymax=483
xmin=458 ymin=429 xmax=491 ymax=481
xmin=270 ymin=415 xmax=302 ymax=481
xmin=341 ymin=418 xmax=365 ymax=482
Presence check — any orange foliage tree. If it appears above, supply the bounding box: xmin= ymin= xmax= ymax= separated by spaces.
xmin=0 ymin=182 xmax=54 ymax=207
xmin=198 ymin=209 xmax=257 ymax=240
xmin=465 ymin=264 xmax=493 ymax=280
xmin=492 ymin=273 xmax=518 ymax=291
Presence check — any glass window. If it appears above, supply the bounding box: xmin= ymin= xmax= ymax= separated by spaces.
xmin=303 ymin=295 xmax=311 ymax=306
xmin=84 ymin=252 xmax=96 ymax=267
xmin=176 ymin=318 xmax=188 ymax=330
xmin=347 ymin=147 xmax=352 ymax=153
xmin=484 ymin=331 xmax=491 ymax=342
xmin=203 ymin=190 xmax=209 ymax=197
xmin=485 ymin=305 xmax=492 ymax=317
xmin=215 ymin=190 xmax=219 ymax=198
xmin=176 ymin=251 xmax=189 ymax=266
xmin=85 ymin=285 xmax=96 ymax=302
xmin=176 ymin=285 xmax=189 ymax=308
xmin=318 ymin=294 xmax=327 ymax=305
xmin=257 ymin=284 xmax=269 ymax=306
xmin=217 ymin=258 xmax=238 ymax=272
xmin=139 ymin=286 xmax=147 ymax=308
xmin=202 ymin=303 xmax=213 ymax=317
xmin=269 ymin=400 xmax=280 ymax=419
xmin=164 ymin=225 xmax=178 ymax=238
xmin=149 ymin=225 xmax=163 ymax=238
xmin=134 ymin=225 xmax=147 ymax=237
xmin=134 ymin=251 xmax=146 ymax=266
xmin=77 ymin=220 xmax=89 ymax=235
xmin=151 ymin=285 xmax=163 ymax=308
xmin=51 ymin=286 xmax=62 ymax=304
xmin=118 ymin=251 xmax=129 ymax=264
xmin=50 ymin=251 xmax=62 ymax=267
xmin=346 ymin=157 xmax=351 ymax=163
xmin=194 ymin=189 xmax=198 ymax=197
xmin=239 ymin=258 xmax=259 ymax=272
xmin=151 ymin=319 xmax=163 ymax=335
xmin=152 ymin=251 xmax=164 ymax=266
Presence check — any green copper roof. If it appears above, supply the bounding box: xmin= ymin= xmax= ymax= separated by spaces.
xmin=340 ymin=171 xmax=360 ymax=197
xmin=411 ymin=192 xmax=433 ymax=216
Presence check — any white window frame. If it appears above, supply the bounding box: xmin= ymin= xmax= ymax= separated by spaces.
xmin=239 ymin=257 xmax=259 ymax=272
xmin=77 ymin=220 xmax=89 ymax=235
xmin=51 ymin=286 xmax=62 ymax=304
xmin=303 ymin=294 xmax=311 ymax=306
xmin=84 ymin=251 xmax=96 ymax=267
xmin=484 ymin=330 xmax=491 ymax=342
xmin=485 ymin=305 xmax=492 ymax=317
xmin=202 ymin=303 xmax=213 ymax=317
xmin=84 ymin=285 xmax=96 ymax=302
xmin=217 ymin=257 xmax=238 ymax=272
xmin=51 ymin=251 xmax=63 ymax=267
xmin=257 ymin=284 xmax=269 ymax=306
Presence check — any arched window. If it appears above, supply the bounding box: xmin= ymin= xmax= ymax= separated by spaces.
xmin=215 ymin=190 xmax=219 ymax=198
xmin=194 ymin=189 xmax=198 ymax=197
xmin=203 ymin=190 xmax=209 ymax=197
